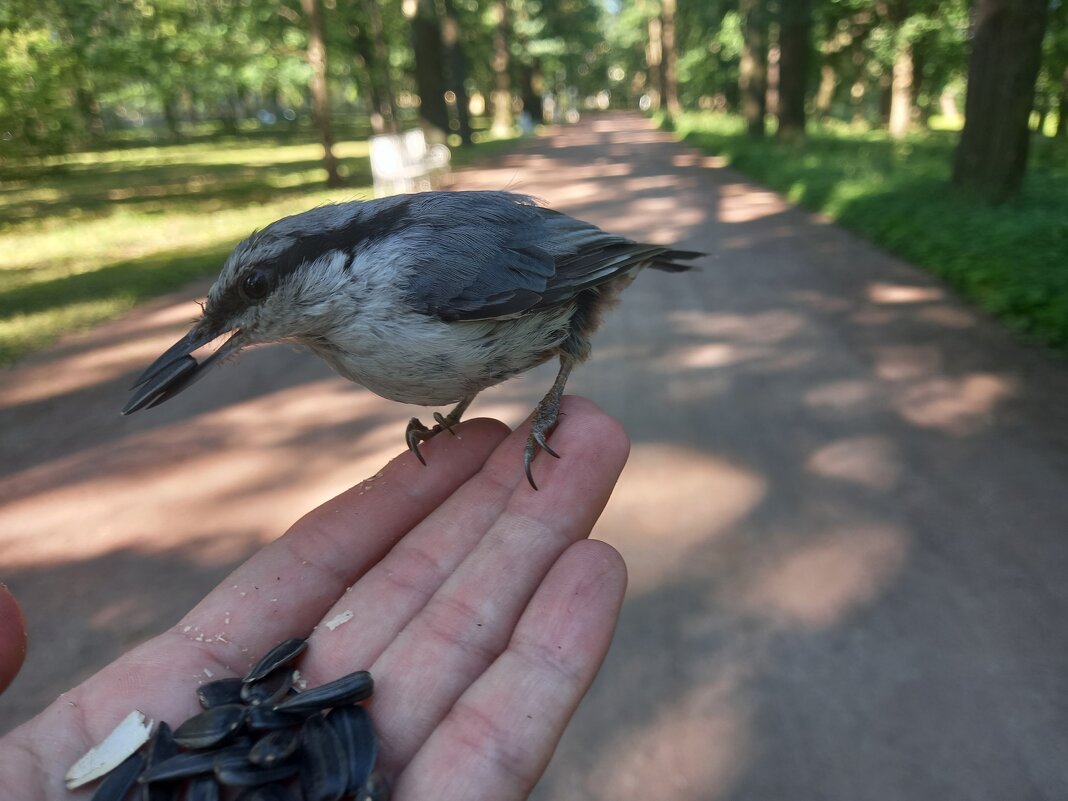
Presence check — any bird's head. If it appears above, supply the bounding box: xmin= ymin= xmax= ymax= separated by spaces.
xmin=122 ymin=198 xmax=413 ymax=415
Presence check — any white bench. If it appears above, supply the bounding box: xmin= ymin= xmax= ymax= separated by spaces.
xmin=369 ymin=129 xmax=451 ymax=197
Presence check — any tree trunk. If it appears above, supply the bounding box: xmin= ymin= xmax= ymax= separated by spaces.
xmin=740 ymin=0 xmax=768 ymax=137
xmin=520 ymin=61 xmax=543 ymax=124
xmin=366 ymin=0 xmax=398 ymax=133
xmin=442 ymin=0 xmax=472 ymax=145
xmin=815 ymin=62 xmax=836 ymax=119
xmin=1058 ymin=66 xmax=1068 ymax=138
xmin=646 ymin=13 xmax=663 ymax=110
xmin=301 ymin=0 xmax=342 ymax=187
xmin=661 ymin=0 xmax=681 ymax=116
xmin=491 ymin=0 xmax=513 ymax=135
xmin=777 ymin=0 xmax=812 ymax=141
xmin=409 ymin=0 xmax=450 ymax=138
xmin=951 ymin=0 xmax=1049 ymax=203
xmin=889 ymin=42 xmax=914 ymax=138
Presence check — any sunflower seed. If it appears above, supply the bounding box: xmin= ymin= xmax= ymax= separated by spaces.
xmin=89 ymin=751 xmax=144 ymax=801
xmin=356 ymin=772 xmax=391 ymax=801
xmin=246 ymin=705 xmax=308 ymax=732
xmin=234 ymin=785 xmax=296 ymax=801
xmin=243 ymin=638 xmax=307 ymax=684
xmin=214 ymin=752 xmax=301 ymax=787
xmin=184 ymin=775 xmax=221 ymax=801
xmin=140 ymin=722 xmax=179 ymax=801
xmin=138 ymin=743 xmax=249 ymax=783
xmin=273 ymin=671 xmax=373 ymax=715
xmin=172 ymin=704 xmax=247 ymax=750
xmin=197 ymin=677 xmax=244 ymax=709
xmin=300 ymin=714 xmax=349 ymax=801
xmin=248 ymin=728 xmax=302 ymax=768
xmin=241 ymin=667 xmax=293 ymax=706
xmin=327 ymin=706 xmax=377 ymax=793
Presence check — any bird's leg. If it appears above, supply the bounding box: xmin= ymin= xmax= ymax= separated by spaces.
xmin=406 ymin=394 xmax=476 ymax=465
xmin=523 ymin=355 xmax=576 ymax=490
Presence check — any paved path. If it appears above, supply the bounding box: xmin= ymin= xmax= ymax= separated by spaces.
xmin=4 ymin=113 xmax=1068 ymax=800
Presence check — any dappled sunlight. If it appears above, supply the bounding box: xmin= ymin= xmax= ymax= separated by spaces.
xmin=597 ymin=444 xmax=766 ymax=594
xmin=868 ymin=282 xmax=945 ymax=305
xmin=803 ymin=379 xmax=881 ymax=415
xmin=739 ymin=524 xmax=909 ymax=630
xmin=717 ymin=183 xmax=790 ymax=223
xmin=670 ymin=309 xmax=807 ymax=345
xmin=0 ymin=378 xmax=402 ymax=569
xmin=805 ymin=436 xmax=900 ymax=490
xmin=672 ymin=152 xmax=728 ymax=169
xmin=894 ymin=373 xmax=1016 ymax=435
xmin=585 ymin=675 xmax=752 ymax=801
xmin=0 ymin=296 xmax=203 ymax=406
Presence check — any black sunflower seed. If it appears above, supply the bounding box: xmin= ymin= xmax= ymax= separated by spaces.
xmin=214 ymin=752 xmax=301 ymax=787
xmin=356 ymin=772 xmax=390 ymax=801
xmin=138 ymin=743 xmax=249 ymax=783
xmin=172 ymin=704 xmax=248 ymax=749
xmin=243 ymin=638 xmax=307 ymax=684
xmin=246 ymin=705 xmax=308 ymax=732
xmin=234 ymin=785 xmax=296 ymax=801
xmin=273 ymin=671 xmax=373 ymax=715
xmin=326 ymin=706 xmax=377 ymax=793
xmin=248 ymin=728 xmax=302 ymax=767
xmin=241 ymin=667 xmax=294 ymax=706
xmin=300 ymin=714 xmax=349 ymax=801
xmin=89 ymin=751 xmax=144 ymax=801
xmin=184 ymin=775 xmax=221 ymax=801
xmin=141 ymin=721 xmax=179 ymax=801
xmin=197 ymin=677 xmax=244 ymax=709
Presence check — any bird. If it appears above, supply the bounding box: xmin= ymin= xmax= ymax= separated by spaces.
xmin=123 ymin=190 xmax=701 ymax=488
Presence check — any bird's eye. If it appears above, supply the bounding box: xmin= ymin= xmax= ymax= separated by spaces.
xmin=241 ymin=269 xmax=270 ymax=302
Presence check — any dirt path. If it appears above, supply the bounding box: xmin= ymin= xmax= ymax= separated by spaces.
xmin=4 ymin=113 xmax=1068 ymax=800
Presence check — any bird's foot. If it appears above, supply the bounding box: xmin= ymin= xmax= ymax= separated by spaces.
xmin=405 ymin=417 xmax=446 ymax=465
xmin=405 ymin=396 xmax=475 ymax=466
xmin=523 ymin=398 xmax=564 ymax=491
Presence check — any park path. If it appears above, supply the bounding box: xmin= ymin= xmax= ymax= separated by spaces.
xmin=4 ymin=112 xmax=1068 ymax=800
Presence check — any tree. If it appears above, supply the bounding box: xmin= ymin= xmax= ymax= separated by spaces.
xmin=442 ymin=0 xmax=472 ymax=145
xmin=300 ymin=0 xmax=342 ymax=187
xmin=491 ymin=0 xmax=513 ymax=136
xmin=661 ymin=0 xmax=681 ymax=115
xmin=777 ymin=0 xmax=813 ymax=140
xmin=951 ymin=0 xmax=1050 ymax=203
xmin=739 ymin=0 xmax=768 ymax=136
xmin=409 ymin=0 xmax=450 ymax=137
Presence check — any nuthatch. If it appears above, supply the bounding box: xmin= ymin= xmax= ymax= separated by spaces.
xmin=123 ymin=191 xmax=701 ymax=488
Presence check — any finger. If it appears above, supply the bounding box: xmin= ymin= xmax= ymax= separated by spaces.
xmin=296 ymin=396 xmax=627 ymax=680
xmin=364 ymin=397 xmax=630 ymax=772
xmin=395 ymin=540 xmax=627 ymax=801
xmin=166 ymin=418 xmax=510 ymax=671
xmin=36 ymin=419 xmax=508 ymax=751
xmin=0 ymin=582 xmax=27 ymax=694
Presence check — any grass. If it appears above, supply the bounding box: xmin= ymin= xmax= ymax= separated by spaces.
xmin=669 ymin=112 xmax=1068 ymax=351
xmin=0 ymin=124 xmax=518 ymax=367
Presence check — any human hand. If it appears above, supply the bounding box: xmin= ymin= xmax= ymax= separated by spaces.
xmin=0 ymin=396 xmax=629 ymax=800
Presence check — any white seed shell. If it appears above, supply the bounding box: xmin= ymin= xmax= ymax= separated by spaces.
xmin=64 ymin=709 xmax=153 ymax=789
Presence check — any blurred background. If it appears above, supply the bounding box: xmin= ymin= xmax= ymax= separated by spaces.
xmin=3 ymin=1 xmax=1068 ymax=799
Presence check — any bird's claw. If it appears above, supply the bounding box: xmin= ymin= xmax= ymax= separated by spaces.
xmin=523 ymin=422 xmax=562 ymax=491
xmin=432 ymin=411 xmax=457 ymax=435
xmin=406 ymin=417 xmax=441 ymax=466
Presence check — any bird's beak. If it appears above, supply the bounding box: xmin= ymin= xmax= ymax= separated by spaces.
xmin=122 ymin=323 xmax=244 ymax=415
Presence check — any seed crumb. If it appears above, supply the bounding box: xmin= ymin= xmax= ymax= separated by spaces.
xmin=324 ymin=610 xmax=354 ymax=631
xmin=183 ymin=626 xmax=192 ymax=633
xmin=203 ymin=668 xmax=214 ymax=678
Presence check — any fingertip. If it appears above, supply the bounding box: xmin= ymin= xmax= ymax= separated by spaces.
xmin=0 ymin=583 xmax=27 ymax=694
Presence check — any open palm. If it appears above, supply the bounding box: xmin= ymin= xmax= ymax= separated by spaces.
xmin=0 ymin=397 xmax=629 ymax=800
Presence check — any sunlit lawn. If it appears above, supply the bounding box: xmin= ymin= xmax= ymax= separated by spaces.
xmin=0 ymin=133 xmax=387 ymax=366
xmin=671 ymin=112 xmax=1068 ymax=351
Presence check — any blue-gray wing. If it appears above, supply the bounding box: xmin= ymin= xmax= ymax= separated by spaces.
xmin=397 ymin=191 xmax=696 ymax=322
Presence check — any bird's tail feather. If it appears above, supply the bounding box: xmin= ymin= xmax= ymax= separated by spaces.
xmin=650 ymin=248 xmax=704 ymax=272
